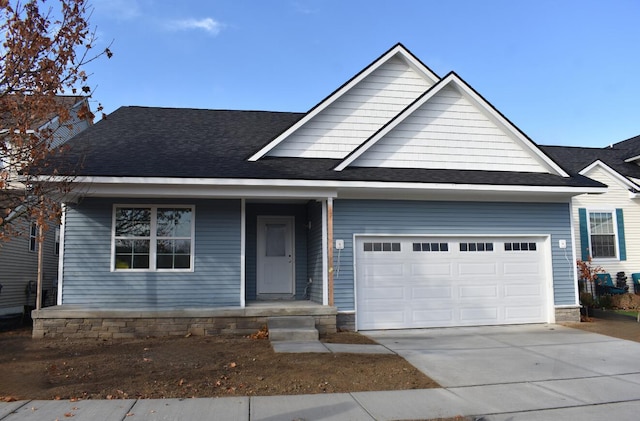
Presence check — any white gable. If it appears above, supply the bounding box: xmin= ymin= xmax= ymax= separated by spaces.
xmin=267 ymin=56 xmax=434 ymax=159
xmin=248 ymin=44 xmax=440 ymax=161
xmin=335 ymin=73 xmax=568 ymax=176
xmin=347 ymin=85 xmax=549 ymax=172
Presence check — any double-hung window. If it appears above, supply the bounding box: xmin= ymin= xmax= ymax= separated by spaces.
xmin=113 ymin=205 xmax=194 ymax=271
xmin=588 ymin=211 xmax=617 ymax=259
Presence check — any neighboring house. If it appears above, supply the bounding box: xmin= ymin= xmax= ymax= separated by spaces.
xmin=32 ymin=44 xmax=606 ymax=338
xmin=0 ymin=96 xmax=92 ymax=318
xmin=543 ymin=136 xmax=640 ymax=288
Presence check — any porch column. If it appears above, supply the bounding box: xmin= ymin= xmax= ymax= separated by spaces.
xmin=327 ymin=197 xmax=334 ymax=306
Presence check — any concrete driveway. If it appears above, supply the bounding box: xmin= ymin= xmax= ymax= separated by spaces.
xmin=366 ymin=323 xmax=640 ymax=420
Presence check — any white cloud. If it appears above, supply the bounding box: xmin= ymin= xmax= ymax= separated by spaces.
xmin=168 ymin=18 xmax=224 ymax=35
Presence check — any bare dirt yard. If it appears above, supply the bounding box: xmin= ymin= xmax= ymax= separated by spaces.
xmin=0 ymin=329 xmax=437 ymax=401
xmin=1 ymin=309 xmax=637 ymax=404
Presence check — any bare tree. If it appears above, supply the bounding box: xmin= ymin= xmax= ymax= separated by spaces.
xmin=0 ymin=0 xmax=112 ymax=240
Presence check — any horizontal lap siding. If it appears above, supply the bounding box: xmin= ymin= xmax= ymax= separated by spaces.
xmin=353 ymin=86 xmax=547 ymax=172
xmin=62 ymin=198 xmax=241 ymax=308
xmin=332 ymin=200 xmax=574 ymax=311
xmin=573 ymin=166 xmax=640 ymax=279
xmin=0 ymin=220 xmax=58 ymax=314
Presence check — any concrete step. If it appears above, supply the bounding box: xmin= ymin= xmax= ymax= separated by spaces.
xmin=267 ymin=316 xmax=316 ymax=329
xmin=269 ymin=328 xmax=319 ymax=342
xmin=268 ymin=316 xmax=318 ymax=342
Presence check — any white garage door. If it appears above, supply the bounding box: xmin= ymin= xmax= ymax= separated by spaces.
xmin=355 ymin=236 xmax=550 ymax=330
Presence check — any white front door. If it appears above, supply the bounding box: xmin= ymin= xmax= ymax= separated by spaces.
xmin=257 ymin=216 xmax=295 ymax=298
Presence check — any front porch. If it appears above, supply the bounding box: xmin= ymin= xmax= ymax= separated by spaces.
xmin=31 ymin=301 xmax=337 ymax=339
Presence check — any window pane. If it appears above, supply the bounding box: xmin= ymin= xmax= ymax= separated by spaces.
xmin=116 ymin=208 xmax=151 ymax=236
xmin=590 ymin=212 xmax=614 ymax=235
xmin=413 ymin=243 xmax=421 ymax=252
xmin=132 ymin=254 xmax=150 ymax=269
xmin=266 ymin=224 xmax=286 ymax=256
xmin=440 ymin=243 xmax=449 ymax=252
xmin=486 ymin=243 xmax=494 ymax=251
xmin=174 ymin=255 xmax=190 ymax=269
xmin=157 ymin=208 xmax=192 ymax=237
xmin=156 ymin=254 xmax=173 ymax=269
xmin=591 ymin=235 xmax=616 ymax=258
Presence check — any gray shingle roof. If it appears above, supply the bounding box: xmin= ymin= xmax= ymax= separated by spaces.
xmin=541 ymin=141 xmax=640 ymax=181
xmin=58 ymin=106 xmax=603 ymax=189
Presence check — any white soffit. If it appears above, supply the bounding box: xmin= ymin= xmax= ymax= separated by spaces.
xmin=247 ymin=44 xmax=440 ymax=161
xmin=335 ymin=72 xmax=568 ymax=177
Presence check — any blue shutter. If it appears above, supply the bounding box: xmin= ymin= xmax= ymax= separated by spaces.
xmin=617 ymin=208 xmax=626 ymax=261
xmin=578 ymin=208 xmax=589 ymax=260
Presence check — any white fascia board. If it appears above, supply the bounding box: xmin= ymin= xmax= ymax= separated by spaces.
xmin=247 ymin=44 xmax=440 ymax=162
xmin=579 ymin=160 xmax=640 ymax=191
xmin=624 ymin=154 xmax=640 ymax=163
xmin=65 ymin=176 xmax=606 ymax=199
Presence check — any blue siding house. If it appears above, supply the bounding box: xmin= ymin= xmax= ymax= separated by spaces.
xmin=32 ymin=44 xmax=605 ymax=338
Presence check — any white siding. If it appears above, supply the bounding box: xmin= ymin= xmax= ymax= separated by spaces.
xmin=352 ymin=86 xmax=548 ymax=172
xmin=268 ymin=56 xmax=433 ymax=159
xmin=573 ymin=166 xmax=640 ymax=283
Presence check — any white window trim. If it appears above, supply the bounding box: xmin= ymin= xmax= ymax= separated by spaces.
xmin=110 ymin=204 xmax=196 ymax=272
xmin=586 ymin=208 xmax=619 ymax=261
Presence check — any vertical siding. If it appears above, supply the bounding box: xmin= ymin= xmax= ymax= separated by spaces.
xmin=0 ymin=220 xmax=58 ymax=315
xmin=244 ymin=203 xmax=309 ymax=300
xmin=353 ymin=86 xmax=547 ymax=173
xmin=268 ymin=56 xmax=433 ymax=159
xmin=573 ymin=166 xmax=640 ymax=285
xmin=332 ymin=200 xmax=574 ymax=311
xmin=306 ymin=201 xmax=324 ymax=303
xmin=62 ymin=198 xmax=242 ymax=308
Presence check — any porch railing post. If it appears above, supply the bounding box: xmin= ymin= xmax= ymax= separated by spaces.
xmin=327 ymin=197 xmax=334 ymax=306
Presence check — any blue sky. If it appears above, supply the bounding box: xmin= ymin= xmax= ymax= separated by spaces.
xmin=84 ymin=0 xmax=640 ymax=147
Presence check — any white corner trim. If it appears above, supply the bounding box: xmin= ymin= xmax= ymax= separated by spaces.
xmin=579 ymin=160 xmax=640 ymax=191
xmin=247 ymin=44 xmax=440 ymax=162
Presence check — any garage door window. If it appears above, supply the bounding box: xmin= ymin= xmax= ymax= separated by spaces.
xmin=504 ymin=242 xmax=537 ymax=251
xmin=460 ymin=242 xmax=493 ymax=252
xmin=413 ymin=242 xmax=449 ymax=252
xmin=363 ymin=242 xmax=401 ymax=252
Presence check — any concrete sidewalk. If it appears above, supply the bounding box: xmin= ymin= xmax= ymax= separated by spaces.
xmin=3 ymin=324 xmax=640 ymax=420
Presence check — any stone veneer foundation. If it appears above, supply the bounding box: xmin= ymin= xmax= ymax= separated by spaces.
xmin=32 ymin=305 xmax=338 ymax=339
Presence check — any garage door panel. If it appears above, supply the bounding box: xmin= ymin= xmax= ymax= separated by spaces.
xmin=412 ymin=309 xmax=454 ymax=323
xmin=363 ymin=287 xmax=405 ymax=300
xmin=504 ymin=284 xmax=542 ymax=298
xmin=460 ymin=307 xmax=499 ymax=322
xmin=459 ymin=285 xmax=498 ymax=298
xmin=356 ymin=236 xmax=549 ymax=330
xmin=458 ymin=262 xmax=497 ymax=276
xmin=411 ymin=263 xmax=452 ymax=276
xmin=505 ymin=306 xmax=543 ymax=319
xmin=363 ymin=263 xmax=404 ymax=277
xmin=411 ymin=286 xmax=452 ymax=299
xmin=503 ymin=262 xmax=541 ymax=275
